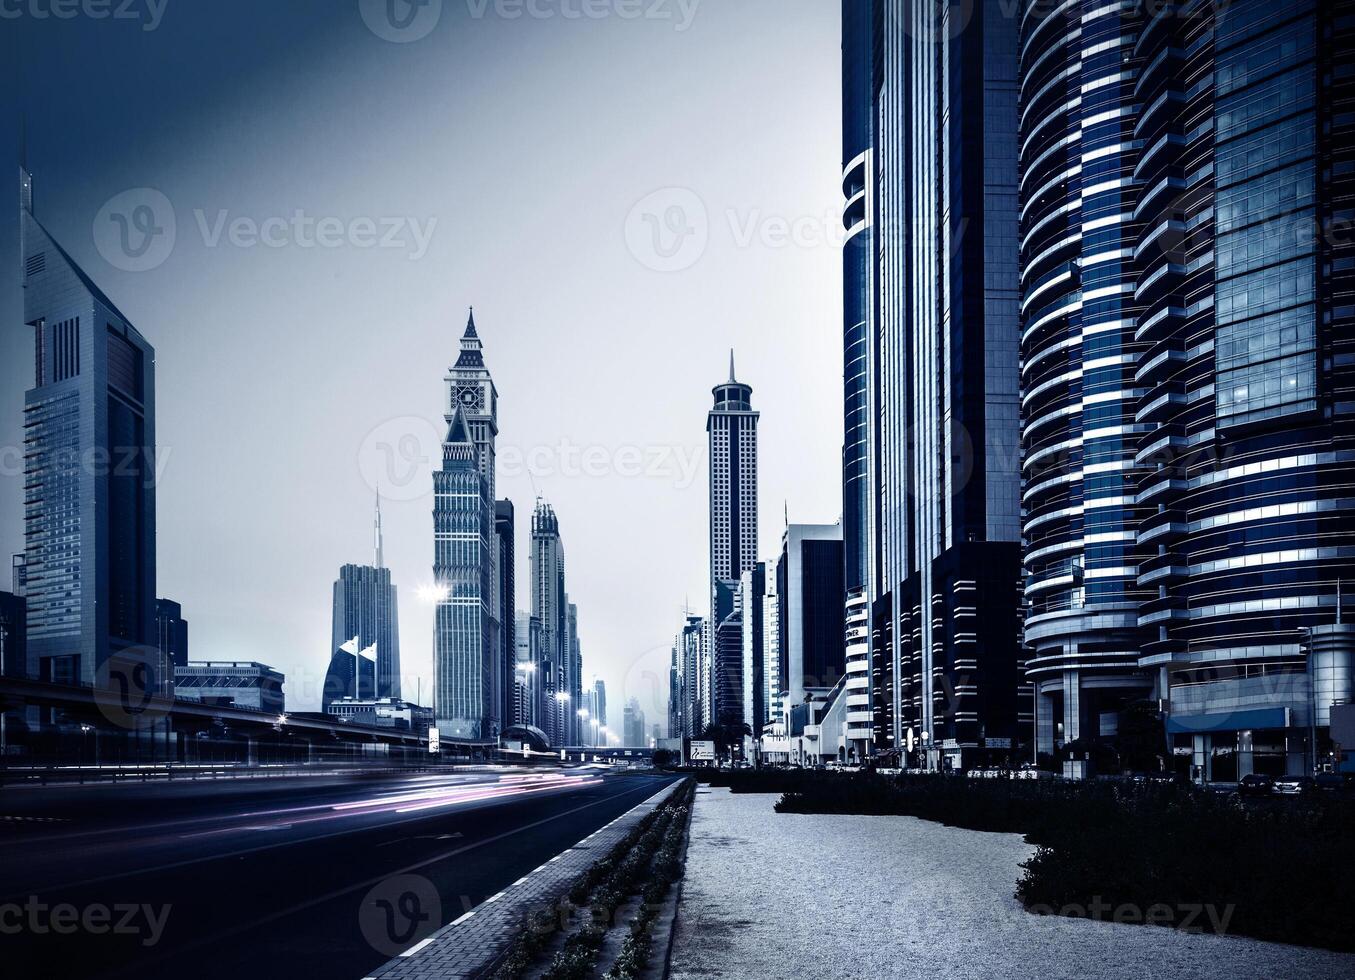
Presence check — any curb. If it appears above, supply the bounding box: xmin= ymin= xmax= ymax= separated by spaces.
xmin=366 ymin=778 xmax=683 ymax=980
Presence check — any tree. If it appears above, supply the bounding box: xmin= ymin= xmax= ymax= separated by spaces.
xmin=1117 ymin=700 xmax=1167 ymax=774
xmin=652 ymin=748 xmax=675 ymax=769
xmin=701 ymin=721 xmax=753 ymax=759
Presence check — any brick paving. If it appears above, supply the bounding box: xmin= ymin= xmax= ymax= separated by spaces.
xmin=365 ymin=779 xmax=681 ymax=980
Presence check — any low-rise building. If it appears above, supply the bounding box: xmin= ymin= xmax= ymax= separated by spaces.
xmin=175 ymin=661 xmax=285 ymax=714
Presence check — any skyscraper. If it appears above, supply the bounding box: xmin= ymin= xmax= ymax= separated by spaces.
xmin=566 ymin=600 xmax=581 ymax=744
xmin=495 ymin=499 xmax=515 ymax=729
xmin=514 ymin=610 xmax=543 ymax=729
xmin=776 ymin=524 xmax=846 ymax=716
xmin=155 ymin=598 xmax=188 ymax=701
xmin=433 ymin=405 xmax=494 ymax=741
xmin=332 ymin=496 xmax=401 ymax=700
xmin=21 ymin=159 xmax=158 ymax=693
xmin=531 ymin=501 xmax=568 ymax=745
xmin=846 ymin=0 xmax=1028 ymax=771
xmin=1019 ymin=0 xmax=1355 ymax=780
xmin=708 ymin=352 xmax=760 ymax=611
xmin=739 ymin=562 xmax=767 ymax=738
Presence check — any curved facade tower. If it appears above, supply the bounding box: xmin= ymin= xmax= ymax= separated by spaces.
xmin=1019 ymin=1 xmax=1154 ymax=773
xmin=1131 ymin=0 xmax=1355 ymax=779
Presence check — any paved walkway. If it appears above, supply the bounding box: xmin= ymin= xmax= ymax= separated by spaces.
xmin=669 ymin=787 xmax=1355 ymax=980
xmin=366 ymin=778 xmax=680 ymax=980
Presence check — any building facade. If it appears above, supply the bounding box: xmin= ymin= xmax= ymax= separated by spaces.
xmin=332 ymin=499 xmax=401 ymax=702
xmin=739 ymin=562 xmax=767 ymax=739
xmin=175 ymin=661 xmax=285 ymax=714
xmin=841 ymin=0 xmax=1031 ymax=770
xmin=21 ymin=162 xmax=158 ymax=694
xmin=495 ymin=500 xmax=516 ymax=735
xmin=531 ymin=501 xmax=568 ymax=744
xmin=775 ymin=524 xmax=846 ymax=723
xmin=433 ymin=405 xmax=494 ymax=741
xmin=708 ymin=353 xmax=760 ymax=670
xmin=1018 ymin=0 xmax=1355 ymax=779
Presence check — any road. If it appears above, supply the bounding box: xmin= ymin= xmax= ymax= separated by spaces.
xmin=0 ymin=766 xmax=677 ymax=980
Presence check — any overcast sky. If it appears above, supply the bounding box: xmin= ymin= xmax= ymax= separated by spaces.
xmin=0 ymin=0 xmax=844 ymax=727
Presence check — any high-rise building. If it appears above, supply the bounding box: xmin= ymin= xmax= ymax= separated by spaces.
xmin=531 ymin=501 xmax=568 ymax=744
xmin=21 ymin=161 xmax=158 ymax=693
xmin=712 ymin=608 xmax=744 ymax=729
xmin=591 ymin=676 xmax=607 ymax=738
xmin=432 ymin=406 xmax=494 ymax=741
xmin=433 ymin=312 xmax=505 ymax=743
xmin=332 ymin=496 xmax=401 ymax=700
xmin=708 ymin=352 xmax=760 ymax=636
xmin=622 ymin=697 xmax=646 ymax=748
xmin=739 ymin=563 xmax=767 ymax=738
xmin=843 ymin=0 xmax=1028 ymax=770
xmin=566 ymin=600 xmax=581 ymax=744
xmin=775 ymin=524 xmax=846 ymax=722
xmin=495 ymin=500 xmax=516 ymax=730
xmin=1017 ymin=0 xmax=1355 ymax=779
xmin=154 ymin=598 xmax=188 ymax=701
xmin=762 ymin=564 xmax=782 ymax=729
xmin=673 ymin=614 xmax=704 ymax=738
xmin=514 ymin=611 xmax=543 ymax=729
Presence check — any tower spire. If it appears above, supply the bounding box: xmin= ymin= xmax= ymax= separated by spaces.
xmin=374 ymin=486 xmax=384 ymax=569
xmin=729 ymin=348 xmax=736 ymax=383
xmin=19 ymin=111 xmax=33 ymax=216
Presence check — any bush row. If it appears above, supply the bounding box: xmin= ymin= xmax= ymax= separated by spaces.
xmin=491 ymin=779 xmax=693 ymax=980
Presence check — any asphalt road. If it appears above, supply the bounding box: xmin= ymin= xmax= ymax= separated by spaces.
xmin=0 ymin=766 xmax=677 ymax=980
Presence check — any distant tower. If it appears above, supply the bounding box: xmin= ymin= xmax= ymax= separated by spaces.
xmin=707 ymin=351 xmax=759 ymax=726
xmin=433 ymin=406 xmax=493 ymax=740
xmin=531 ymin=501 xmax=567 ymax=745
xmin=332 ymin=493 xmax=402 ymax=699
xmin=708 ymin=351 xmax=760 ymax=603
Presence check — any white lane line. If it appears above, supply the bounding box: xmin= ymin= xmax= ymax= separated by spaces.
xmin=400 ymin=935 xmax=437 ymax=958
xmin=451 ymin=909 xmax=476 ymax=926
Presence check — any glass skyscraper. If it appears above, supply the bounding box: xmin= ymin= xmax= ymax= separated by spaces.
xmin=845 ymin=0 xmax=1028 ymax=770
xmin=20 ymin=162 xmax=158 ymax=694
xmin=1020 ymin=0 xmax=1355 ymax=778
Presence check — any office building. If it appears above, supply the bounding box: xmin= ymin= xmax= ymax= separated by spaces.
xmin=1017 ymin=0 xmax=1355 ymax=779
xmin=20 ymin=160 xmax=158 ymax=693
xmin=842 ymin=0 xmax=1029 ymax=769
xmin=531 ymin=501 xmax=568 ymax=744
xmin=154 ymin=599 xmax=188 ymax=701
xmin=11 ymin=555 xmax=26 ymax=598
xmin=740 ymin=562 xmax=767 ymax=738
xmin=332 ymin=497 xmax=401 ymax=701
xmin=175 ymin=661 xmax=285 ymax=714
xmin=432 ymin=405 xmax=494 ymax=741
xmin=325 ymin=697 xmax=434 ymax=733
xmin=775 ymin=524 xmax=846 ymax=721
xmin=495 ymin=500 xmax=516 ymax=736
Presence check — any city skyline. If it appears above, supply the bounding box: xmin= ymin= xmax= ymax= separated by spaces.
xmin=0 ymin=0 xmax=846 ymax=719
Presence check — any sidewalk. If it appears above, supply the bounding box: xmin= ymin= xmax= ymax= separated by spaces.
xmin=669 ymin=787 xmax=1355 ymax=980
xmin=365 ymin=779 xmax=682 ymax=980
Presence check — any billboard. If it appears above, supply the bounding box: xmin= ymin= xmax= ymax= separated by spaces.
xmin=689 ymin=740 xmax=716 ymax=761
xmin=428 ymin=727 xmax=440 ymax=754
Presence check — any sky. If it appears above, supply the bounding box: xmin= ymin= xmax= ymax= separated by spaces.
xmin=0 ymin=0 xmax=844 ymax=729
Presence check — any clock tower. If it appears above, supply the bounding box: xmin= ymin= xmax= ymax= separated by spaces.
xmin=445 ymin=309 xmax=498 ymax=504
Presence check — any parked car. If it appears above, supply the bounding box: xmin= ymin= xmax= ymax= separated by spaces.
xmin=1272 ymin=775 xmax=1314 ymax=797
xmin=1237 ymin=773 xmax=1275 ymax=798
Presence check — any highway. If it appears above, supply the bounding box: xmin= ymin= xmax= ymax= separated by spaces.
xmin=0 ymin=766 xmax=678 ymax=980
